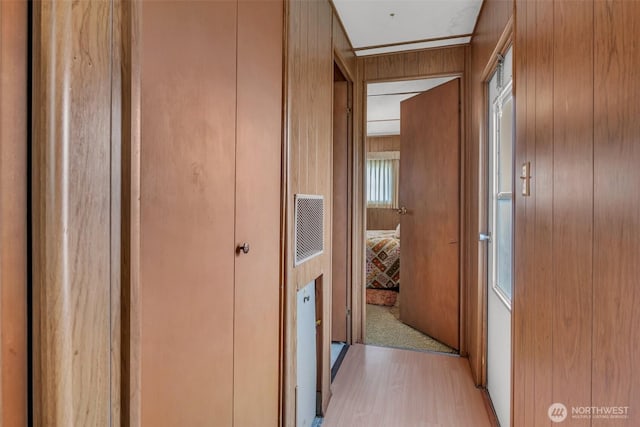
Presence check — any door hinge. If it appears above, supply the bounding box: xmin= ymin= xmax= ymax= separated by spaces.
xmin=346 ymin=308 xmax=351 ymax=317
xmin=346 ymin=107 xmax=352 ymax=115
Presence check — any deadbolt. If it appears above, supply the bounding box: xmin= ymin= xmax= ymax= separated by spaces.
xmin=237 ymin=243 xmax=250 ymax=254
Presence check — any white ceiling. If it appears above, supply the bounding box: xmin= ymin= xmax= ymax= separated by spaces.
xmin=367 ymin=76 xmax=457 ymax=136
xmin=333 ymin=0 xmax=483 ymax=56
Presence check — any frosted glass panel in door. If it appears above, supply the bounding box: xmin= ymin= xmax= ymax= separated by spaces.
xmin=493 ymin=91 xmax=513 ymax=304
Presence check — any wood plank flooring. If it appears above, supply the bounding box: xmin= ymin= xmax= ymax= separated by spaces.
xmin=323 ymin=344 xmax=493 ymax=427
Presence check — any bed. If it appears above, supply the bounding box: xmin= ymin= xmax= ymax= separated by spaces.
xmin=366 ymin=228 xmax=400 ymax=290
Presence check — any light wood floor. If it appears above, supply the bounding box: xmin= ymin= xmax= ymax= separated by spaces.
xmin=322 ymin=344 xmax=494 ymax=427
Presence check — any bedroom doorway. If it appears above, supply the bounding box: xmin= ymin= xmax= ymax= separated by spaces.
xmin=363 ymin=76 xmax=461 ymax=355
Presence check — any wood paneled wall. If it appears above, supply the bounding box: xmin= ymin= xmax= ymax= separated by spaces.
xmin=366 ymin=209 xmax=398 ymax=232
xmin=592 ymin=2 xmax=640 ymax=424
xmin=0 ymin=1 xmax=28 ymax=425
xmin=513 ymin=1 xmax=640 ymax=425
xmin=284 ymin=2 xmax=357 ymax=425
xmin=367 ymin=135 xmax=400 ymax=153
xmin=366 ymin=209 xmax=399 ymax=231
xmin=32 ymin=1 xmax=118 ymax=424
xmin=361 ymin=46 xmax=466 ymax=82
xmin=468 ymin=0 xmax=513 ymax=386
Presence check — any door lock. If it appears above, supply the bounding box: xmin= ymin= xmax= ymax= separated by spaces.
xmin=397 ymin=206 xmax=408 ymax=215
xmin=236 ymin=243 xmax=250 ymax=254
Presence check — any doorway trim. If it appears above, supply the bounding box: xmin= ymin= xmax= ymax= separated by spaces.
xmin=332 ymin=56 xmax=355 ymax=344
xmin=477 ymin=17 xmax=514 ymax=388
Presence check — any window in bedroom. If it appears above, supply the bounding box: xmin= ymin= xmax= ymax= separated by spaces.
xmin=366 ymin=151 xmax=399 ymax=209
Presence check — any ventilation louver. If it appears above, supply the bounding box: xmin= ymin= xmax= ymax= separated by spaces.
xmin=294 ymin=194 xmax=324 ymax=266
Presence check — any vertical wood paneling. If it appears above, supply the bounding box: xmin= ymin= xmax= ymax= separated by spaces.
xmin=139 ymin=2 xmax=237 ymax=425
xmin=593 ymin=2 xmax=640 ymax=425
xmin=0 ymin=1 xmax=28 ymax=425
xmin=32 ymin=1 xmax=114 ymax=424
xmin=234 ymin=0 xmax=283 ymax=425
xmin=512 ymin=0 xmax=531 ymax=423
xmin=512 ymin=1 xmax=640 ymax=425
xmin=531 ymin=1 xmax=554 ymax=426
xmin=284 ymin=0 xmax=334 ymax=424
xmin=552 ymin=2 xmax=593 ymax=420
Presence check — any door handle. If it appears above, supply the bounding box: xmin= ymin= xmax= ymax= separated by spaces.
xmin=397 ymin=206 xmax=408 ymax=215
xmin=236 ymin=242 xmax=250 ymax=254
xmin=479 ymin=233 xmax=492 ymax=243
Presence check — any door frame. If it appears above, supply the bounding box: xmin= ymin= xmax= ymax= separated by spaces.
xmin=331 ymin=51 xmax=358 ymax=345
xmin=357 ymin=70 xmax=467 ymax=355
xmin=333 ymin=52 xmax=356 ymax=345
xmin=477 ymin=19 xmax=514 ymax=388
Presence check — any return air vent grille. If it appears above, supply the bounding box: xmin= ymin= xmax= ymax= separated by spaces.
xmin=294 ymin=194 xmax=324 ymax=266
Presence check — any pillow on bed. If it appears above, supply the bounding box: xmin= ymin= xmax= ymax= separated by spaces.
xmin=394 ymin=224 xmax=400 ymax=239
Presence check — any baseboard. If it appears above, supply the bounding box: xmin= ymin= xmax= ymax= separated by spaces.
xmin=480 ymin=388 xmax=501 ymax=427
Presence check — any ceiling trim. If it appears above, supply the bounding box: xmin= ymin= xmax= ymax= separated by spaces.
xmin=353 ymin=33 xmax=474 ymax=52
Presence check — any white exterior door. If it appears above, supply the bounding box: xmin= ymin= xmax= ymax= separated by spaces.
xmin=486 ymin=46 xmax=513 ymax=427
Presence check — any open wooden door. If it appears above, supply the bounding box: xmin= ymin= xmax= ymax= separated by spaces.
xmin=398 ymin=79 xmax=460 ymax=351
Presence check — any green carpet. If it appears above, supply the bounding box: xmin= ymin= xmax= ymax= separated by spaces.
xmin=366 ymin=301 xmax=456 ymax=354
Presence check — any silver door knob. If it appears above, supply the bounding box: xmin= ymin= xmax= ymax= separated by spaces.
xmin=479 ymin=233 xmax=492 ymax=242
xmin=397 ymin=206 xmax=408 ymax=215
xmin=237 ymin=243 xmax=250 ymax=254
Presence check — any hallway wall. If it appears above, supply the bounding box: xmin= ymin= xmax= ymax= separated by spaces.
xmin=513 ymin=1 xmax=640 ymax=425
xmin=283 ymin=2 xmax=357 ymax=425
xmin=0 ymin=1 xmax=28 ymax=424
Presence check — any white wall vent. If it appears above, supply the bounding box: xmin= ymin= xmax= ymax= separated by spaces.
xmin=294 ymin=194 xmax=324 ymax=266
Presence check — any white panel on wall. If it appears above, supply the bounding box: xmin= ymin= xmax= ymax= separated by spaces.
xmin=296 ymin=281 xmax=317 ymax=427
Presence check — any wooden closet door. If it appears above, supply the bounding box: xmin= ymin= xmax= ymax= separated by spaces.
xmin=234 ymin=0 xmax=283 ymax=425
xmin=140 ymin=1 xmax=237 ymax=425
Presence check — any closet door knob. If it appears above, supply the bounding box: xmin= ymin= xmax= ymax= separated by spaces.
xmin=237 ymin=243 xmax=250 ymax=254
